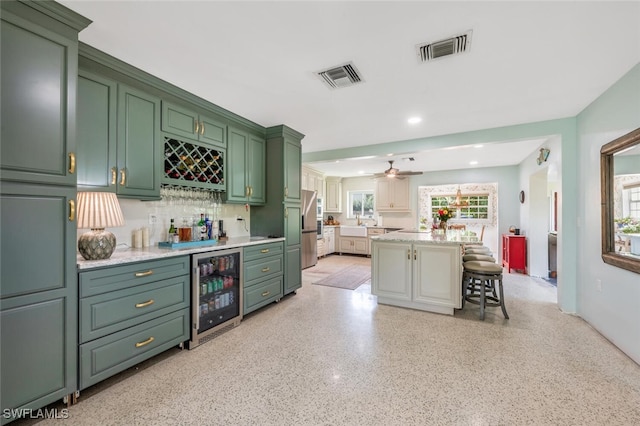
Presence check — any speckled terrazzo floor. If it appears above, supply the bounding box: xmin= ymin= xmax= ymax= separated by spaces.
xmin=26 ymin=255 xmax=640 ymax=425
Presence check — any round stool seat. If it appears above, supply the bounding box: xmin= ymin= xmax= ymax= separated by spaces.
xmin=462 ymin=254 xmax=495 ymax=263
xmin=465 ymin=246 xmax=491 ymax=253
xmin=463 ymin=260 xmax=502 ymax=274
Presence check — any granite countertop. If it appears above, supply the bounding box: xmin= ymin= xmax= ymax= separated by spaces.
xmin=77 ymin=236 xmax=285 ymax=270
xmin=371 ymin=230 xmax=480 ymax=246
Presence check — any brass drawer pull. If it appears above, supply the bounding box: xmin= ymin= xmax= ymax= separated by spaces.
xmin=135 ymin=336 xmax=154 ymax=348
xmin=262 ymin=267 xmax=270 ymax=273
xmin=135 ymin=270 xmax=153 ymax=277
xmin=260 ymin=249 xmax=269 ymax=253
xmin=68 ymin=152 xmax=76 ymax=174
xmin=261 ymin=291 xmax=270 ymax=297
xmin=135 ymin=299 xmax=154 ymax=308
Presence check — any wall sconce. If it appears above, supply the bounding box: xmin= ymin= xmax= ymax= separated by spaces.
xmin=76 ymin=192 xmax=125 ymax=260
xmin=537 ymin=148 xmax=550 ymax=165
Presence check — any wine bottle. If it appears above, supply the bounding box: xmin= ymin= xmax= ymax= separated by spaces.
xmin=168 ymin=218 xmax=176 ymax=242
xmin=198 ymin=213 xmax=207 ymax=240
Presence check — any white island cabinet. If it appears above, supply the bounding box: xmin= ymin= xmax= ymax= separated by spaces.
xmin=371 ymin=231 xmax=477 ymax=315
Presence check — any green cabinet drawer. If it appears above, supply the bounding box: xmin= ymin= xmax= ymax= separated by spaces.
xmin=80 ymin=275 xmax=189 ymax=343
xmin=79 ymin=256 xmax=189 ymax=297
xmin=79 ymin=307 xmax=189 ymax=390
xmin=244 ymin=257 xmax=283 ymax=284
xmin=243 ymin=242 xmax=284 ymax=262
xmin=243 ymin=276 xmax=283 ymax=315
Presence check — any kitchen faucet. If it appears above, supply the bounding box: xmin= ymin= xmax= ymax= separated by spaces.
xmin=356 ymin=214 xmax=361 ymax=225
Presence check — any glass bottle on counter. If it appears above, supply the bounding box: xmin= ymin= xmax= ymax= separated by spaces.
xmin=198 ymin=213 xmax=207 ymax=240
xmin=168 ymin=218 xmax=177 ymax=242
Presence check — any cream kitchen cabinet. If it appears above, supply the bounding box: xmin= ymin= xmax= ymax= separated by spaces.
xmin=338 ymin=236 xmax=368 ymax=255
xmin=302 ymin=165 xmax=324 ymax=199
xmin=371 ymin=240 xmax=462 ymax=315
xmin=325 ymin=177 xmax=343 ymax=213
xmin=375 ymin=178 xmax=410 ymax=211
xmin=324 ymin=227 xmax=336 ymax=255
xmin=367 ymin=227 xmax=386 ymax=256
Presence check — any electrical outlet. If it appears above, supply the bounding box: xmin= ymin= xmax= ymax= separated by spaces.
xmin=149 ymin=214 xmax=158 ymax=225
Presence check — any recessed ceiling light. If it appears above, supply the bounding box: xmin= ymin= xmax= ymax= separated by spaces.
xmin=358 ymin=170 xmax=365 ymax=174
xmin=473 ymin=144 xmax=483 ymax=148
xmin=469 ymin=161 xmax=478 ymax=165
xmin=386 ymin=153 xmax=394 ymax=157
xmin=408 ymin=117 xmax=422 ymax=124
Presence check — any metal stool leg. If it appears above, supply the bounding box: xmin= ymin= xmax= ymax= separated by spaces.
xmin=497 ymin=276 xmax=509 ymax=319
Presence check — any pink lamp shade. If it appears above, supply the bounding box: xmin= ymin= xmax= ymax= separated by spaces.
xmin=77 ymin=192 xmax=125 ymax=260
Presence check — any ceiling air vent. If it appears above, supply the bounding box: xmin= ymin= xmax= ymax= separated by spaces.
xmin=416 ymin=30 xmax=472 ymax=63
xmin=317 ymin=62 xmax=363 ymax=89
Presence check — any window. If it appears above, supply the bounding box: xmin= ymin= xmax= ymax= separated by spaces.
xmin=429 ymin=194 xmax=490 ymax=220
xmin=347 ymin=191 xmax=374 ymax=219
xmin=629 ymin=187 xmax=640 ymax=218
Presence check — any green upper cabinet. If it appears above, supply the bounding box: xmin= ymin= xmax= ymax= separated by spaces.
xmin=0 ymin=3 xmax=85 ymax=187
xmin=117 ymin=85 xmax=161 ymax=199
xmin=226 ymin=127 xmax=266 ymax=205
xmin=77 ymin=71 xmax=117 ymax=190
xmin=284 ymin=137 xmax=301 ymax=204
xmin=162 ymin=101 xmax=226 ymax=149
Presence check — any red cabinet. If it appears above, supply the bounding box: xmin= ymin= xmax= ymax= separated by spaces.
xmin=502 ymin=235 xmax=527 ymax=274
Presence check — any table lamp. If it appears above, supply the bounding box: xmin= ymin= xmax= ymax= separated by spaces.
xmin=77 ymin=192 xmax=125 ymax=260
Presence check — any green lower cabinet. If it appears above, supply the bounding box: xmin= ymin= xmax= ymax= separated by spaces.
xmin=78 ymin=256 xmax=190 ymax=390
xmin=0 ymin=295 xmax=72 ymax=423
xmin=285 ymin=246 xmax=302 ymax=295
xmin=79 ymin=308 xmax=189 ymax=390
xmin=243 ymin=242 xmax=284 ymax=315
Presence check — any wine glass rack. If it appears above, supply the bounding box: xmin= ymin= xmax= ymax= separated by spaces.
xmin=163 ymin=137 xmax=225 ymax=190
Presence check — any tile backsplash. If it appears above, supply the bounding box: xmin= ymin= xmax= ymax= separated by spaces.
xmin=77 ymin=198 xmax=251 ymax=249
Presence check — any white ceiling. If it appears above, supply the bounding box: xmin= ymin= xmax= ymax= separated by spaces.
xmin=60 ymin=1 xmax=640 ymax=177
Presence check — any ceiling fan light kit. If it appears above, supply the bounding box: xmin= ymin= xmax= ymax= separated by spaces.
xmin=374 ymin=160 xmax=423 ymax=179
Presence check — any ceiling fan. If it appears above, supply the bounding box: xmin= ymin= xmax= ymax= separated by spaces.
xmin=373 ymin=160 xmax=423 ymax=178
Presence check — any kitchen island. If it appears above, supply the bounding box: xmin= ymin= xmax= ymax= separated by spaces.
xmin=371 ymin=230 xmax=479 ymax=315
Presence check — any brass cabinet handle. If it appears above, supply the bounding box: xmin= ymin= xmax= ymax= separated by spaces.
xmin=135 ymin=336 xmax=154 ymax=348
xmin=135 ymin=270 xmax=153 ymax=277
xmin=111 ymin=167 xmax=117 ymax=185
xmin=260 ymin=249 xmax=269 ymax=253
xmin=407 ymin=249 xmax=410 ymax=260
xmin=119 ymin=169 xmax=126 ymax=186
xmin=195 ymin=121 xmax=200 ymax=134
xmin=414 ymin=249 xmax=417 ymax=260
xmin=68 ymin=200 xmax=75 ymax=222
xmin=135 ymin=299 xmax=154 ymax=308
xmin=262 ymin=267 xmax=270 ymax=273
xmin=261 ymin=291 xmax=270 ymax=297
xmin=245 ymin=186 xmax=250 ymax=197
xmin=68 ymin=152 xmax=76 ymax=174
xmin=284 ymin=207 xmax=288 ymax=218
xmin=284 ymin=187 xmax=288 ymax=197
xmin=200 ymin=121 xmax=205 ymax=135
xmin=249 ymin=186 xmax=253 ymax=197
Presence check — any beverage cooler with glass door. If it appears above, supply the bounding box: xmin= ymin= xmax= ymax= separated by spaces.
xmin=189 ymin=248 xmax=242 ymax=348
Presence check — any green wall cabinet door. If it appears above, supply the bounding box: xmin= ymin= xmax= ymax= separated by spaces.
xmin=284 ymin=203 xmax=302 ymax=294
xmin=0 ymin=182 xmax=78 ymax=422
xmin=0 ymin=2 xmax=86 ymax=187
xmin=77 ymin=71 xmax=118 ymax=190
xmin=117 ymin=85 xmax=161 ymax=199
xmin=284 ymin=138 xmax=301 ymax=204
xmin=227 ymin=127 xmax=266 ymax=205
xmin=162 ymin=101 xmax=226 ymax=149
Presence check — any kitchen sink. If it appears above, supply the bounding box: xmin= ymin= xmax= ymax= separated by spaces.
xmin=340 ymin=225 xmax=368 ymax=237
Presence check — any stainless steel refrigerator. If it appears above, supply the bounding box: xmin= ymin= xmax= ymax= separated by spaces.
xmin=301 ymin=189 xmax=318 ymax=269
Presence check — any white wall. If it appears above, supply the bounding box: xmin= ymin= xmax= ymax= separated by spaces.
xmin=576 ymin=63 xmax=640 ymax=364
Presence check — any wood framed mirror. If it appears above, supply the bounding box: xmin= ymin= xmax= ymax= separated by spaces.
xmin=601 ymin=127 xmax=640 ymax=274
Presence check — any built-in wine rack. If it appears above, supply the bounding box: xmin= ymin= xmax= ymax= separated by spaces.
xmin=163 ymin=137 xmax=224 ymax=189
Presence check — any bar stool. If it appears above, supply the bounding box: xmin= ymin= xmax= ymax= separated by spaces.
xmin=462 ymin=260 xmax=509 ymax=320
xmin=464 ymin=247 xmax=492 ymax=256
xmin=462 ymin=254 xmax=495 ymax=263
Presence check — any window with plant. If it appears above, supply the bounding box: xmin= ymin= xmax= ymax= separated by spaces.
xmin=429 ymin=194 xmax=490 ymax=220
